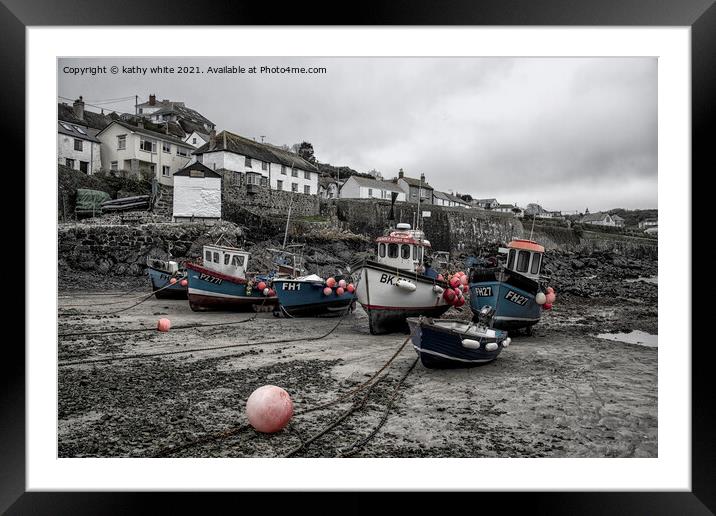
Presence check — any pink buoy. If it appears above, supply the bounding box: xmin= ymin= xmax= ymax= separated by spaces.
xmin=436 ymin=274 xmax=444 ymax=282
xmin=246 ymin=385 xmax=294 ymax=433
xmin=338 ymin=279 xmax=347 ymax=289
xmin=257 ymin=281 xmax=267 ymax=291
xmin=460 ymin=275 xmax=469 ymax=285
xmin=449 ymin=277 xmax=460 ymax=288
xmin=461 ymin=284 xmax=469 ymax=293
xmin=180 ymin=279 xmax=188 ymax=287
xmin=169 ymin=277 xmax=177 ymax=284
xmin=443 ymin=288 xmax=456 ymax=304
xmin=336 ymin=287 xmax=345 ymax=296
xmin=453 ymin=287 xmax=462 ymax=297
xmin=546 ymin=286 xmax=555 ymax=294
xmin=546 ymin=292 xmax=556 ymax=304
xmin=326 ymin=277 xmax=337 ymax=288
xmin=157 ymin=318 xmax=171 ymax=332
xmin=323 ymin=287 xmax=333 ymax=296
xmin=347 ymin=283 xmax=355 ymax=293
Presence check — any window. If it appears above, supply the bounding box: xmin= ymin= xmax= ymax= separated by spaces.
xmin=177 ymin=147 xmax=188 ymax=157
xmin=281 ymin=165 xmax=287 ymax=175
xmin=139 ymin=138 xmax=156 ymax=153
xmin=277 ymin=180 xmax=283 ymax=190
xmin=245 ymin=157 xmax=252 ymax=168
xmin=162 ymin=166 xmax=170 ymax=177
xmin=304 ymin=185 xmax=310 ymax=194
xmin=260 ymin=176 xmax=268 ymax=187
xmin=110 ymin=161 xmax=118 ymax=171
xmin=507 ymin=249 xmax=516 ymax=270
xmin=530 ymin=253 xmax=541 ymax=275
xmin=421 ymin=189 xmax=429 ymax=198
xmin=291 ymin=183 xmax=298 ymax=192
xmin=388 ymin=244 xmax=399 ymax=258
xmin=368 ymin=188 xmax=373 ymax=197
xmin=79 ymin=161 xmax=89 ymax=174
xmin=378 ymin=243 xmax=386 ymax=258
xmin=234 ymin=172 xmax=242 ymax=184
xmin=213 ymin=252 xmax=219 ymax=263
xmin=224 ymin=253 xmax=230 ymax=265
xmin=231 ymin=255 xmax=245 ymax=267
xmin=189 ymin=170 xmax=204 ymax=178
xmin=192 ymin=137 xmax=197 ymax=144
xmin=291 ymin=168 xmax=298 ymax=177
xmin=205 ymin=250 xmax=211 ymax=262
xmin=60 ymin=122 xmax=72 ymax=131
xmin=401 ymin=245 xmax=411 ymax=259
xmin=74 ymin=126 xmax=86 ymax=135
xmin=262 ymin=161 xmax=268 ymax=171
xmin=138 ymin=108 xmax=143 ymax=114
xmin=413 ymin=246 xmax=418 ymax=260
xmin=74 ymin=139 xmax=83 ymax=151
xmin=65 ymin=158 xmax=75 ymax=168
xmin=162 ymin=142 xmax=171 ymax=153
xmin=516 ymin=251 xmax=530 ymax=273
xmin=304 ymin=171 xmax=310 ymax=179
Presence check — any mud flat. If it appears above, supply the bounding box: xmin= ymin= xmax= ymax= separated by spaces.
xmin=57 ymin=276 xmax=657 ymax=458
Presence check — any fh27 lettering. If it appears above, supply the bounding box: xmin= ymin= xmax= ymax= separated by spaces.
xmin=504 ymin=290 xmax=528 ymax=306
xmin=473 ymin=286 xmax=493 ymax=297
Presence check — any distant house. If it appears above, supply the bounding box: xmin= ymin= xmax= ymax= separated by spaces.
xmin=472 ymin=198 xmax=499 ymax=210
xmin=57 ymin=97 xmax=110 ymax=175
xmin=172 ymin=162 xmax=222 ymax=223
xmin=638 ymin=218 xmax=658 ymax=229
xmin=192 ymin=131 xmax=319 ymax=195
xmin=581 ymin=212 xmax=616 ymax=227
xmin=96 ymin=120 xmax=194 ymax=185
xmin=137 ymin=94 xmax=216 ymax=135
xmin=318 ymin=176 xmax=342 ymax=199
xmin=396 ymin=169 xmax=433 ymax=204
xmin=434 ymin=191 xmax=470 ymax=208
xmin=494 ymin=203 xmax=524 ymax=217
xmin=184 ymin=130 xmax=210 ymax=149
xmin=340 ymin=175 xmax=407 ymax=201
xmin=611 ymin=214 xmax=625 ymax=228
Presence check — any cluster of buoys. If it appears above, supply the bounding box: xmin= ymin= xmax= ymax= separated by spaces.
xmin=170 ymin=277 xmax=189 ymax=287
xmin=443 ymin=271 xmax=469 ymax=307
xmin=253 ymin=280 xmax=276 ymax=297
xmin=536 ymin=286 xmax=557 ymax=310
xmin=323 ymin=277 xmax=355 ymax=296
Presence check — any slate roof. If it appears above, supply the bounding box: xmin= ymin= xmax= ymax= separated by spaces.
xmin=174 ymin=161 xmax=222 ymax=178
xmin=348 ymin=175 xmax=405 ymax=193
xmin=97 ymin=120 xmax=193 ymax=147
xmin=193 ymin=131 xmax=318 ymax=171
xmin=399 ymin=175 xmax=434 ymax=190
xmin=581 ymin=212 xmax=611 ymax=222
xmin=611 ymin=214 xmax=625 ymax=221
xmin=57 ymin=121 xmax=101 ymax=143
xmin=58 ymin=103 xmax=113 ymax=131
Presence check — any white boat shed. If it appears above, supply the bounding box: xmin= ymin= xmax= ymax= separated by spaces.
xmin=172 ymin=161 xmax=222 ymax=223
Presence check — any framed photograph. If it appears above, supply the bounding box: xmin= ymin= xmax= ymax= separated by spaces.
xmin=8 ymin=0 xmax=710 ymax=512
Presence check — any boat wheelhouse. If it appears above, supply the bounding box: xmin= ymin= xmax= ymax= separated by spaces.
xmin=185 ymin=244 xmax=277 ymax=311
xmin=354 ymin=223 xmax=451 ymax=334
xmin=468 ymin=239 xmax=545 ymax=331
xmin=146 ymin=257 xmax=187 ymax=299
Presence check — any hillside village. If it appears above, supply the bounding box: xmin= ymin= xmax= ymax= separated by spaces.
xmin=58 ymin=94 xmax=657 ymax=235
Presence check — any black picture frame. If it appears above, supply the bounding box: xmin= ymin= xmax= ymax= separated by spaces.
xmin=6 ymin=0 xmax=709 ymax=512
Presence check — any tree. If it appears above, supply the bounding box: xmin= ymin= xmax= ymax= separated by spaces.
xmin=460 ymin=193 xmax=473 ymax=202
xmin=293 ymin=141 xmax=316 ymax=163
xmin=367 ymin=169 xmax=383 ymax=180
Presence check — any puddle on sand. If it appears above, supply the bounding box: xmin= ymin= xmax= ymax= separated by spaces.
xmin=626 ymin=276 xmax=658 ymax=285
xmin=596 ymin=330 xmax=658 ymax=348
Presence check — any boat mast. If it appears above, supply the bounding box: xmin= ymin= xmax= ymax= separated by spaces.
xmin=529 ymin=210 xmax=536 ymax=240
xmin=416 ymin=174 xmax=422 ymax=230
xmin=282 ymin=192 xmax=294 ymax=249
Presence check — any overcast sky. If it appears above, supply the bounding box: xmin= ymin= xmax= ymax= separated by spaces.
xmin=59 ymin=57 xmax=657 ymax=212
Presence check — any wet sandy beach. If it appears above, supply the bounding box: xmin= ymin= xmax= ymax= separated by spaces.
xmin=57 ymin=284 xmax=657 ymax=458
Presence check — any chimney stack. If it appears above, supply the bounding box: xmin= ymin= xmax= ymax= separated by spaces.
xmin=398 ymin=168 xmax=404 ymax=179
xmin=137 ymin=119 xmax=144 ymax=129
xmin=73 ymin=96 xmax=85 ymax=121
xmin=420 ymin=173 xmax=425 ymax=183
xmin=149 ymin=94 xmax=156 ymax=106
xmin=209 ymin=129 xmax=217 ymax=150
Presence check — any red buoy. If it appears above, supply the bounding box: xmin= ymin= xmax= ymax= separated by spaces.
xmin=246 ymin=385 xmax=294 ymax=433
xmin=169 ymin=277 xmax=177 ymax=284
xmin=180 ymin=279 xmax=188 ymax=287
xmin=326 ymin=277 xmax=337 ymax=288
xmin=443 ymin=288 xmax=456 ymax=303
xmin=436 ymin=274 xmax=444 ymax=282
xmin=336 ymin=287 xmax=345 ymax=296
xmin=323 ymin=287 xmax=332 ymax=296
xmin=347 ymin=283 xmax=355 ymax=293
xmin=449 ymin=277 xmax=460 ymax=288
xmin=257 ymin=281 xmax=267 ymax=291
xmin=157 ymin=318 xmax=171 ymax=332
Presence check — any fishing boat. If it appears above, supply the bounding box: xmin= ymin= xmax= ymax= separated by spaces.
xmin=185 ymin=244 xmax=278 ymax=311
xmin=468 ymin=239 xmax=545 ymax=331
xmin=407 ymin=314 xmax=510 ymax=369
xmin=146 ymin=257 xmax=188 ymax=299
xmin=272 ymin=273 xmax=356 ymax=317
xmin=353 ymin=223 xmax=451 ymax=334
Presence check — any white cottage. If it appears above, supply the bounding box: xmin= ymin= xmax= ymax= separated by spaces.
xmin=57 ymin=121 xmax=102 ymax=174
xmin=339 ymin=175 xmax=407 ymax=201
xmin=172 ymin=162 xmax=222 ymax=223
xmin=185 ymin=130 xmax=210 ymax=149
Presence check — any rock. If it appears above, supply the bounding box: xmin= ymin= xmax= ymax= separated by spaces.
xmin=571 ymin=259 xmax=585 ymax=270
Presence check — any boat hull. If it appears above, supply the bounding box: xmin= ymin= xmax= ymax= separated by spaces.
xmin=407 ymin=317 xmax=507 ymax=369
xmin=354 ymin=260 xmax=451 ymax=334
xmin=186 ymin=263 xmax=277 ymax=311
xmin=469 ymin=268 xmax=541 ymax=330
xmin=147 ymin=265 xmax=187 ymax=299
xmin=273 ymin=278 xmax=356 ymax=317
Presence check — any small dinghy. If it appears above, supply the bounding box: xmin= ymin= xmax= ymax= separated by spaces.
xmin=146 ymin=257 xmax=188 ymax=299
xmin=407 ymin=310 xmax=510 ymax=369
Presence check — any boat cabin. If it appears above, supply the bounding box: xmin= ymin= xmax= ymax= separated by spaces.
xmin=375 ymin=223 xmax=431 ymax=273
xmin=503 ymin=239 xmax=544 ymax=280
xmin=201 ymin=245 xmax=250 ymax=279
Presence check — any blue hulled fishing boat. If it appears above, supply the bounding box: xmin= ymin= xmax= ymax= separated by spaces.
xmin=186 ymin=245 xmax=278 ymax=311
xmin=273 ymin=274 xmax=356 ymax=317
xmin=407 ymin=311 xmax=510 ymax=369
xmin=146 ymin=257 xmax=188 ymax=299
xmin=468 ymin=239 xmax=546 ymax=331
